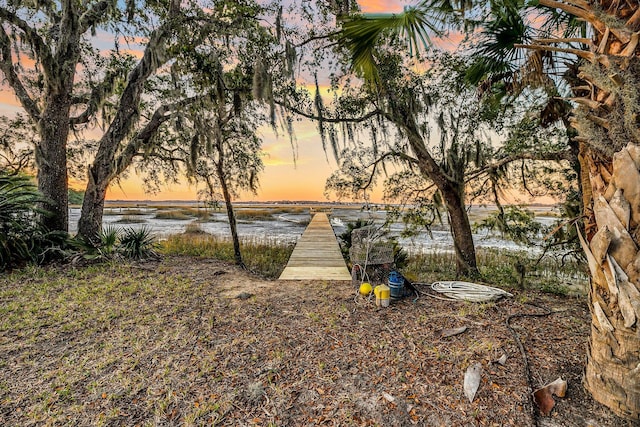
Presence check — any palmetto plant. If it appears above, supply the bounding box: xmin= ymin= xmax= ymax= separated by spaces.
xmin=73 ymin=225 xmax=158 ymax=261
xmin=0 ymin=173 xmax=67 ymax=270
xmin=119 ymin=227 xmax=158 ymax=260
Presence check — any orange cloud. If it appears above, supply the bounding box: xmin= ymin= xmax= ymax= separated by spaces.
xmin=358 ymin=0 xmax=404 ymax=13
xmin=0 ymin=89 xmax=25 ymax=108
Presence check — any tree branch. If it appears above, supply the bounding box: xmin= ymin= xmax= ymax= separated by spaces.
xmin=359 ymin=150 xmax=419 ymax=190
xmin=0 ymin=26 xmax=41 ymax=120
xmin=538 ymin=0 xmax=631 ymax=44
xmin=294 ymin=31 xmax=340 ymax=48
xmin=465 ymin=149 xmax=573 ymax=183
xmin=0 ymin=6 xmax=55 ymax=80
xmin=276 ymin=99 xmax=381 ymax=123
xmin=113 ymin=95 xmax=203 ymax=177
xmin=70 ymin=67 xmax=126 ymax=125
xmin=79 ymin=0 xmax=114 ymax=32
xmin=533 ymin=37 xmax=592 ymax=45
xmin=95 ymin=17 xmax=176 ymax=170
xmin=514 ymin=43 xmax=596 ymax=61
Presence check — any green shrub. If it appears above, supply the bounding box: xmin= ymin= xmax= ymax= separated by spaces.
xmin=68 ymin=188 xmax=84 ymax=205
xmin=0 ymin=174 xmax=68 ymax=270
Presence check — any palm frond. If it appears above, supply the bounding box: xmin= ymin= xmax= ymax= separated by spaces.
xmin=338 ymin=2 xmax=442 ymax=82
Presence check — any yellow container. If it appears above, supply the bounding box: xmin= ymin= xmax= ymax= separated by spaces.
xmin=374 ymin=284 xmax=390 ymax=308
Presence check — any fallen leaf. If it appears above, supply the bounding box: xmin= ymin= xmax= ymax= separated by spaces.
xmin=464 ymin=362 xmax=482 ymax=403
xmin=382 ymin=392 xmax=395 ymax=403
xmin=441 ymin=326 xmax=468 ymax=338
xmin=533 ymin=377 xmax=567 ymax=416
xmin=495 ymin=354 xmax=507 ymax=365
xmin=546 ymin=377 xmax=567 ymax=398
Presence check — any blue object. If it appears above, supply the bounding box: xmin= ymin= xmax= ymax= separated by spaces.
xmin=388 ymin=271 xmax=405 ymax=299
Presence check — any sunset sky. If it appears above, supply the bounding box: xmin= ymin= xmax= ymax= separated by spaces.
xmin=0 ymin=1 xmax=437 ymax=203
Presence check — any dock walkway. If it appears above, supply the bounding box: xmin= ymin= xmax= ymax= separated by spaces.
xmin=278 ymin=213 xmax=351 ymax=281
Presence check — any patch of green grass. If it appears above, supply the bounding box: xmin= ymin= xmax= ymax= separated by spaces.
xmin=540 ymin=282 xmax=570 ymax=296
xmin=160 ymin=234 xmax=236 ymax=258
xmin=0 ymin=261 xmax=225 ymax=425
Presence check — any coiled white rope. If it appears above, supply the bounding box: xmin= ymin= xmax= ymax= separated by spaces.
xmin=430 ymin=281 xmax=513 ymax=302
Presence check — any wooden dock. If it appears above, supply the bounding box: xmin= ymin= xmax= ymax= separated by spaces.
xmin=279 ymin=213 xmax=352 ymax=281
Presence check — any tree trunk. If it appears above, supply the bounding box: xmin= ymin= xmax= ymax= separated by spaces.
xmin=442 ymin=186 xmax=478 ymax=277
xmin=400 ymin=114 xmax=479 ymax=276
xmin=77 ymin=166 xmax=109 ymax=244
xmin=580 ymin=143 xmax=640 ymax=419
xmin=76 ymin=24 xmax=172 ymax=242
xmin=217 ymin=162 xmax=244 ymax=268
xmin=532 ymin=0 xmax=640 ymax=419
xmin=36 ymin=95 xmax=71 ymax=232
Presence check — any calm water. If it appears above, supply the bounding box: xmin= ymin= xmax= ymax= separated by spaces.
xmin=68 ymin=203 xmax=558 ymax=255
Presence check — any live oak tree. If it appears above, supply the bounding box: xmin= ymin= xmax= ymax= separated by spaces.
xmin=325 ymin=52 xmax=573 ymax=276
xmin=324 ymin=52 xmax=486 ymax=276
xmin=0 ymin=0 xmax=266 ymax=242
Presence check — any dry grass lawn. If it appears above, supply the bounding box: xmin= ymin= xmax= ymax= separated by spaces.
xmin=0 ymin=256 xmax=623 ymax=426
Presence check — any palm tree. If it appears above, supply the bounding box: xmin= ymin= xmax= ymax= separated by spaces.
xmin=532 ymin=1 xmax=640 ymax=420
xmin=338 ymin=0 xmax=640 ymax=420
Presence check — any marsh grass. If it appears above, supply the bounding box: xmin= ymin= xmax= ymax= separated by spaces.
xmin=403 ymin=248 xmax=587 ymax=295
xmin=154 ymin=208 xmax=210 ymax=221
xmin=154 ymin=210 xmax=192 ymax=220
xmin=103 ymin=208 xmax=147 ymax=216
xmin=183 ymin=223 xmax=209 ymax=234
xmin=235 ymin=209 xmax=276 ymax=221
xmin=114 ymin=215 xmax=147 ymax=224
xmin=179 ymin=207 xmax=210 ymax=220
xmin=159 ymin=234 xmax=293 ymax=279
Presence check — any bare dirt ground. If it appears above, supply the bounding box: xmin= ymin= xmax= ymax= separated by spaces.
xmin=0 ymin=256 xmax=628 ymax=426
